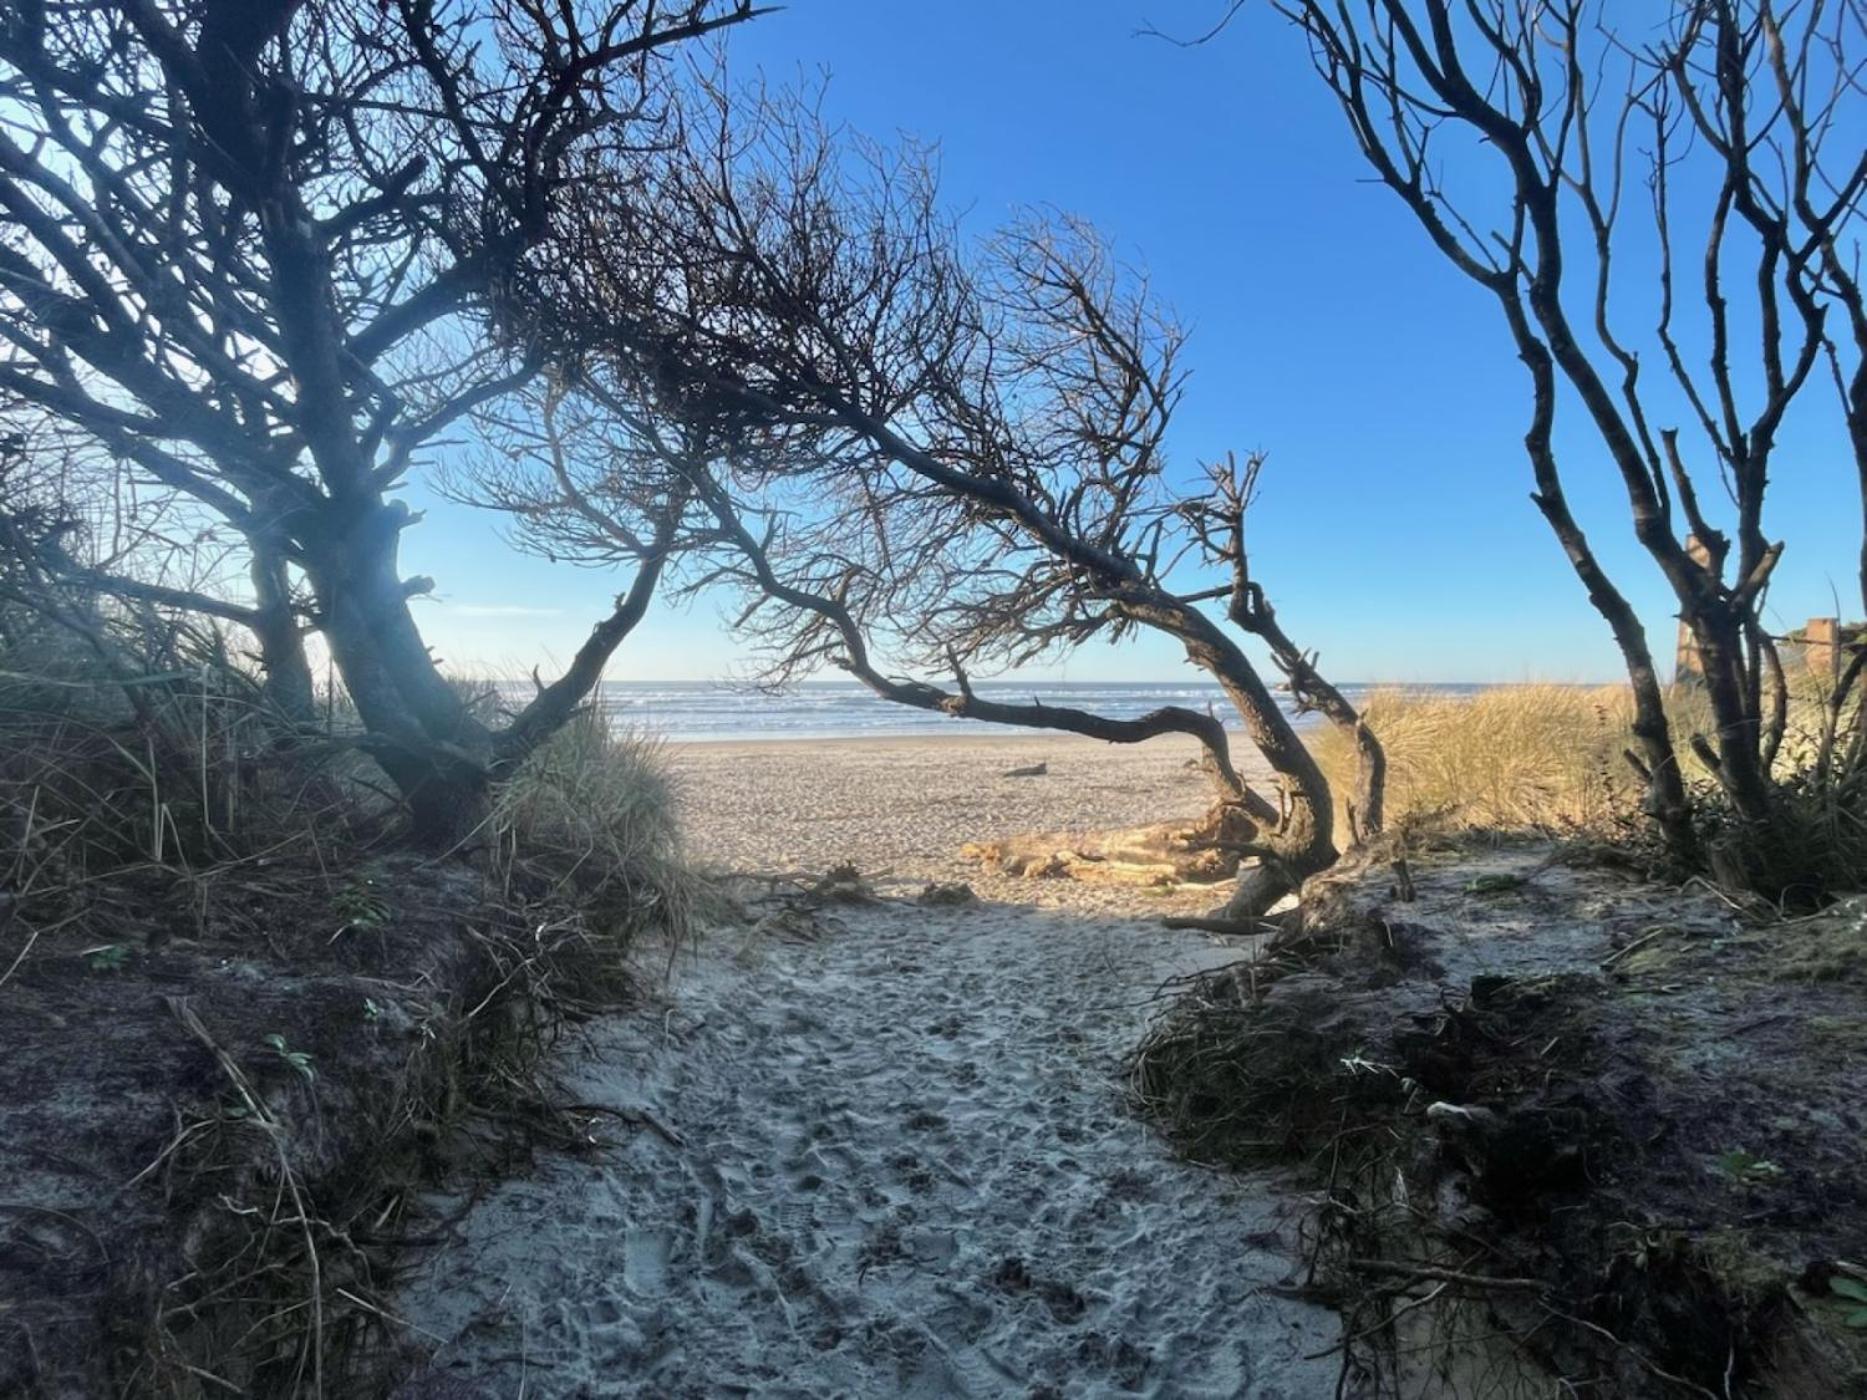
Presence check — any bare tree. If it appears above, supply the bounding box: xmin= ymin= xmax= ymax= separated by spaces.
xmin=1185 ymin=451 xmax=1387 ymax=846
xmin=495 ymin=89 xmax=1383 ymax=917
xmin=1223 ymin=0 xmax=1867 ymax=878
xmin=443 ymin=377 xmax=713 ymax=755
xmin=453 ymin=375 xmax=1278 ymax=837
xmin=0 ymin=0 xmax=760 ymax=837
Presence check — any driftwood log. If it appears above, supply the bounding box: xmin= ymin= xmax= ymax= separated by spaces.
xmin=964 ymin=807 xmax=1258 ymax=887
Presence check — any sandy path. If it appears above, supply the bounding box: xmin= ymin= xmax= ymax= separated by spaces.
xmin=396 ymin=895 xmax=1342 ymax=1397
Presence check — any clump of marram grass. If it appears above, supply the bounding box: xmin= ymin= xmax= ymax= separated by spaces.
xmin=0 ymin=607 xmax=384 ymax=943
xmin=489 ymin=707 xmax=697 ymax=945
xmin=1312 ymin=684 xmax=1654 ymax=835
xmin=1314 ymin=679 xmax=1867 ymax=902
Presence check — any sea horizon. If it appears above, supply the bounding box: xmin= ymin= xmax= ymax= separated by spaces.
xmin=499 ymin=677 xmax=1536 ymax=743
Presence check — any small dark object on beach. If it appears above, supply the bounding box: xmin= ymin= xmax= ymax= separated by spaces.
xmin=809 ymin=864 xmax=877 ymax=904
xmin=1002 ymin=762 xmax=1047 ymax=778
xmin=918 ymin=882 xmax=978 ymax=907
xmin=991 ymin=1255 xmax=1034 ymax=1291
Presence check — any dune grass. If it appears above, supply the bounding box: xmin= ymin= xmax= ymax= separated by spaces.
xmin=1313 ymin=678 xmax=1867 ymax=900
xmin=488 ymin=706 xmax=698 ymax=945
xmin=0 ymin=625 xmax=697 ymax=957
xmin=1311 ymin=683 xmax=1654 ymax=835
xmin=0 ymin=618 xmax=382 ymax=913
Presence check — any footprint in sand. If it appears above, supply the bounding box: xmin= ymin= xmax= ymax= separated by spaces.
xmin=621 ymin=1226 xmax=672 ymax=1295
xmin=394 ymin=899 xmax=1346 ymax=1397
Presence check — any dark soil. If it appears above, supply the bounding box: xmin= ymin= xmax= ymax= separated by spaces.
xmin=0 ymin=851 xmax=524 ymax=1398
xmin=1133 ymin=835 xmax=1867 ymax=1397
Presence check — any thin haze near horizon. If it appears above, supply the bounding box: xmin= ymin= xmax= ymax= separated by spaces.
xmin=399 ymin=1 xmax=1867 ymax=687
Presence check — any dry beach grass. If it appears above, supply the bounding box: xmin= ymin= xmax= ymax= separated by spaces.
xmin=1310 ymin=683 xmax=1643 ymax=833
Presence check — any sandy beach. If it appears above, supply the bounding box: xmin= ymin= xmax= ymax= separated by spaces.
xmin=392 ymin=735 xmax=1344 ymax=1397
xmin=671 ymin=731 xmax=1270 ymax=917
xmin=397 ymin=830 xmax=1338 ymax=1399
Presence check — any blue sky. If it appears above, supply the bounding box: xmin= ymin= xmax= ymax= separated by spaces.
xmin=401 ymin=0 xmax=1864 ymax=685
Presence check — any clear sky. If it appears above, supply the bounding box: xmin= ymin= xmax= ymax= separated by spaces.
xmin=399 ymin=0 xmax=1864 ymax=686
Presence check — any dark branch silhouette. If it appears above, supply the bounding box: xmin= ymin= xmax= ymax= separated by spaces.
xmin=1250 ymin=0 xmax=1866 ymax=883
xmin=0 ymin=0 xmax=762 ymax=836
xmin=480 ymin=85 xmax=1382 ymax=917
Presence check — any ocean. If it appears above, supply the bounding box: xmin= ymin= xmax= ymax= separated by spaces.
xmin=526 ymin=679 xmax=1493 ymax=743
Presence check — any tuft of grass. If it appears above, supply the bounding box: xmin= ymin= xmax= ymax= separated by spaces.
xmin=0 ymin=615 xmax=389 ymax=961
xmin=489 ymin=708 xmax=697 ymax=947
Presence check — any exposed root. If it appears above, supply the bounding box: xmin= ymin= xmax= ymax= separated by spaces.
xmin=1158 ymin=914 xmax=1279 ymax=936
xmin=1212 ymin=857 xmax=1304 ymax=923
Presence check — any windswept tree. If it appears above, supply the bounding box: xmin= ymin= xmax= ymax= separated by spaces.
xmin=485 ymin=89 xmax=1384 ymax=917
xmin=0 ymin=0 xmax=759 ymax=836
xmin=457 ymin=370 xmax=1287 ymax=862
xmin=1237 ymin=0 xmax=1867 ymax=884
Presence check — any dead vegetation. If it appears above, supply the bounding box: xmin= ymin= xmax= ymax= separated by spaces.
xmin=1130 ymin=835 xmax=1867 ymax=1397
xmin=1245 ymin=0 xmax=1867 ymax=891
xmin=0 ymin=2 xmax=766 ymax=838
xmin=0 ymin=609 xmax=694 ymax=1396
xmin=963 ymin=812 xmax=1250 ymax=888
xmin=483 ymin=82 xmax=1387 ymax=921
